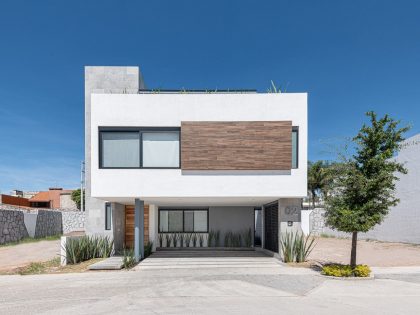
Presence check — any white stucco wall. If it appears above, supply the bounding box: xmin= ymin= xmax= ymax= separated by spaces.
xmin=90 ymin=93 xmax=308 ymax=206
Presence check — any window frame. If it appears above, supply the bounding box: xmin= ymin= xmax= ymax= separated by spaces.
xmin=99 ymin=127 xmax=181 ymax=169
xmin=158 ymin=208 xmax=209 ymax=233
xmin=105 ymin=203 xmax=112 ymax=230
xmin=292 ymin=126 xmax=299 ymax=169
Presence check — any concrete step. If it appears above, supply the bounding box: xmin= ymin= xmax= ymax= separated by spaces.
xmin=88 ymin=256 xmax=124 ymax=270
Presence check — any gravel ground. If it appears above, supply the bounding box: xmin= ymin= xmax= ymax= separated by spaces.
xmin=309 ymin=237 xmax=420 ymax=266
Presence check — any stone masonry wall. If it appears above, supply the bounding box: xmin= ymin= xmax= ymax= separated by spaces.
xmin=0 ymin=204 xmax=85 ymax=244
xmin=34 ymin=210 xmax=63 ymax=238
xmin=62 ymin=211 xmax=85 ymax=234
xmin=0 ymin=209 xmax=29 ymax=244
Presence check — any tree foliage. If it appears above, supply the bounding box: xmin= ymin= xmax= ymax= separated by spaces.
xmin=324 ymin=111 xmax=409 ymax=267
xmin=71 ymin=189 xmax=85 ymax=210
xmin=308 ymin=160 xmax=331 ymax=208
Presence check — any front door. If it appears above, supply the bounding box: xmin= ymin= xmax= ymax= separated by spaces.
xmin=264 ymin=202 xmax=279 ymax=253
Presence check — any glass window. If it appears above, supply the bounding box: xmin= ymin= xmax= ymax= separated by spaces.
xmin=184 ymin=211 xmax=194 ymax=232
xmin=101 ymin=132 xmax=140 ymax=167
xmin=142 ymin=132 xmax=180 ymax=167
xmin=159 ymin=210 xmax=169 ymax=232
xmin=194 ymin=211 xmax=207 ymax=232
xmin=105 ymin=203 xmax=112 ymax=230
xmin=168 ymin=211 xmax=183 ymax=232
xmin=292 ymin=128 xmax=298 ymax=169
xmin=159 ymin=209 xmax=208 ymax=233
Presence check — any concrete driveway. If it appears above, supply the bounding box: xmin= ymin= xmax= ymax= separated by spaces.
xmin=1 ymin=249 xmax=420 ymax=314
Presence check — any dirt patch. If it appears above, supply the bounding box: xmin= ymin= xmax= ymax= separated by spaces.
xmin=309 ymin=237 xmax=420 ymax=267
xmin=0 ymin=239 xmax=60 ymax=271
xmin=0 ymin=258 xmax=105 ymax=275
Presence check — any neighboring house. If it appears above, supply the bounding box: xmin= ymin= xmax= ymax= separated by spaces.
xmin=85 ymin=66 xmax=308 ymax=260
xmin=29 ymin=188 xmax=78 ymax=209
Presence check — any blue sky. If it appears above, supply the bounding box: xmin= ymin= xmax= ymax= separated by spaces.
xmin=0 ymin=0 xmax=419 ymax=192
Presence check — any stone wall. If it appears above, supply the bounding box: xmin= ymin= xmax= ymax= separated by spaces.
xmin=34 ymin=210 xmax=62 ymax=238
xmin=62 ymin=211 xmax=85 ymax=234
xmin=0 ymin=204 xmax=86 ymax=244
xmin=0 ymin=209 xmax=29 ymax=244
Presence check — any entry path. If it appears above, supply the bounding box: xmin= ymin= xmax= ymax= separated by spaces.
xmin=0 ymin=239 xmax=60 ymax=271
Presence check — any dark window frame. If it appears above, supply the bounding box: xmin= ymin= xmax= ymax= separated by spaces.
xmin=158 ymin=208 xmax=209 ymax=233
xmin=105 ymin=203 xmax=112 ymax=230
xmin=98 ymin=127 xmax=181 ymax=169
xmin=292 ymin=126 xmax=299 ymax=169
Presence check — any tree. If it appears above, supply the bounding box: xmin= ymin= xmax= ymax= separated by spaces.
xmin=308 ymin=160 xmax=331 ymax=208
xmin=324 ymin=111 xmax=409 ymax=268
xmin=71 ymin=189 xmax=85 ymax=210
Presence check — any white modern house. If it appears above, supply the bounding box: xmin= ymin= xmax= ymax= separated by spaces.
xmin=85 ymin=66 xmax=308 ymax=260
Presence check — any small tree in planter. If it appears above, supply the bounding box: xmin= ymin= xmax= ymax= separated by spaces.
xmin=325 ymin=112 xmax=409 ymax=269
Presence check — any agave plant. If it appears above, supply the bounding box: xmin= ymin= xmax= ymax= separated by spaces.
xmin=63 ymin=235 xmax=114 ymax=265
xmin=214 ymin=230 xmax=221 ymax=247
xmin=173 ymin=233 xmax=181 ymax=247
xmin=185 ymin=233 xmax=192 ymax=247
xmin=158 ymin=234 xmax=164 ymax=248
xmin=198 ymin=234 xmax=204 ymax=247
xmin=144 ymin=241 xmax=153 ymax=258
xmin=208 ymin=230 xmax=215 ymax=247
xmin=280 ymin=231 xmax=316 ymax=263
xmin=295 ymin=233 xmax=316 ymax=263
xmin=179 ymin=233 xmax=185 ymax=247
xmin=224 ymin=231 xmax=232 ymax=247
xmin=165 ymin=234 xmax=171 ymax=247
xmin=243 ymin=228 xmax=252 ymax=247
xmin=191 ymin=233 xmax=198 ymax=247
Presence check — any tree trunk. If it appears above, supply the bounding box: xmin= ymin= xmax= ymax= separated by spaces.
xmin=350 ymin=231 xmax=358 ymax=269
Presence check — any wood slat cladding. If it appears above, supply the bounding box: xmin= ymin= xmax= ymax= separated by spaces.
xmin=181 ymin=121 xmax=292 ymax=170
xmin=125 ymin=204 xmax=149 ymax=248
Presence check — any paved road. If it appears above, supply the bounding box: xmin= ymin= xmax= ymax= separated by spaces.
xmin=1 ymin=253 xmax=420 ymax=314
xmin=0 ymin=239 xmax=60 ymax=271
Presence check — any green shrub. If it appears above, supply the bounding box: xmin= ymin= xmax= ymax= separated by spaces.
xmin=353 ymin=265 xmax=371 ymax=277
xmin=322 ymin=264 xmax=371 ymax=277
xmin=64 ymin=235 xmax=114 ymax=265
xmin=280 ymin=231 xmax=316 ymax=263
xmin=122 ymin=248 xmax=136 ymax=269
xmin=144 ymin=241 xmax=153 ymax=258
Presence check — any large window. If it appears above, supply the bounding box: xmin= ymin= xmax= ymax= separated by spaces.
xmin=292 ymin=127 xmax=299 ymax=169
xmin=142 ymin=132 xmax=179 ymax=167
xmin=101 ymin=132 xmax=140 ymax=168
xmin=159 ymin=209 xmax=209 ymax=233
xmin=99 ymin=128 xmax=180 ymax=168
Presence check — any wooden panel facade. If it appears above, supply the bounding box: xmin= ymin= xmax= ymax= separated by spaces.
xmin=181 ymin=121 xmax=292 ymax=170
xmin=125 ymin=204 xmax=149 ymax=248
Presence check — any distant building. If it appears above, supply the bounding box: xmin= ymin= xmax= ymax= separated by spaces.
xmin=29 ymin=188 xmax=78 ymax=209
xmin=1 ymin=188 xmax=78 ymax=210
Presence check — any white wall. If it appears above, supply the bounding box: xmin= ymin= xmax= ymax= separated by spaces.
xmin=90 ymin=93 xmax=308 ymax=205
